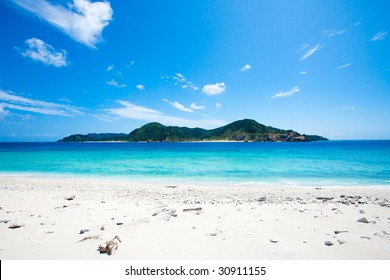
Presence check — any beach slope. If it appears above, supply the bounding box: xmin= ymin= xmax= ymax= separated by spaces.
xmin=0 ymin=175 xmax=389 ymax=259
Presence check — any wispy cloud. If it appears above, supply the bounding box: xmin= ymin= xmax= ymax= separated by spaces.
xmin=136 ymin=84 xmax=145 ymax=90
xmin=300 ymin=44 xmax=322 ymax=61
xmin=17 ymin=38 xmax=68 ymax=67
xmin=190 ymin=103 xmax=205 ymax=110
xmin=10 ymin=0 xmax=113 ymax=48
xmin=297 ymin=44 xmax=309 ymax=53
xmin=322 ymin=29 xmax=346 ymax=37
xmin=215 ymin=102 xmax=222 ymax=109
xmin=0 ymin=90 xmax=83 ymax=117
xmin=163 ymin=99 xmax=193 ymax=112
xmin=106 ymin=64 xmax=114 ymax=71
xmin=0 ymin=105 xmax=10 ymax=119
xmin=371 ymin=31 xmax=387 ymax=41
xmin=104 ymin=100 xmax=226 ymax=128
xmin=341 ymin=105 xmax=355 ymax=110
xmin=299 ymin=71 xmax=308 ymax=75
xmin=337 ymin=63 xmax=352 ymax=70
xmin=240 ymin=64 xmax=252 ymax=72
xmin=107 ymin=79 xmax=127 ymax=88
xmin=202 ymin=82 xmax=226 ymax=96
xmin=162 ymin=73 xmax=199 ymax=92
xmin=272 ymin=86 xmax=300 ymax=99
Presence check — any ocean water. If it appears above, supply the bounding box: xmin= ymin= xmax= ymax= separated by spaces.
xmin=0 ymin=141 xmax=390 ymax=187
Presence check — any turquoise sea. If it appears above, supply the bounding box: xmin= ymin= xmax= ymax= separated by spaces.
xmin=0 ymin=141 xmax=390 ymax=187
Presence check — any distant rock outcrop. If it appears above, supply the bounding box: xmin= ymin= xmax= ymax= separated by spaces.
xmin=58 ymin=119 xmax=328 ymax=142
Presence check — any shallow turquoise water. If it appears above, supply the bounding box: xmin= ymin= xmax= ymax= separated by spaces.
xmin=1 ymin=141 xmax=390 ymax=186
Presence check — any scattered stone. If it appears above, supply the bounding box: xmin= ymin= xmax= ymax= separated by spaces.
xmin=101 ymin=201 xmax=106 ymax=204
xmin=379 ymin=202 xmax=390 ymax=207
xmin=334 ymin=230 xmax=348 ymax=234
xmin=361 ymin=236 xmax=371 ymax=240
xmin=153 ymin=208 xmax=177 ymax=221
xmin=337 ymin=239 xmax=346 ymax=245
xmin=79 ymin=229 xmax=90 ymax=234
xmin=324 ymin=241 xmax=334 ymax=246
xmin=45 ymin=231 xmax=54 ymax=234
xmin=100 ymin=226 xmax=105 ymax=231
xmin=165 ymin=185 xmax=178 ymax=188
xmin=209 ymin=233 xmax=217 ymax=237
xmin=0 ymin=220 xmax=11 ymax=224
xmin=359 ymin=209 xmax=365 ymax=214
xmin=269 ymin=238 xmax=279 ymax=243
xmin=64 ymin=195 xmax=75 ymax=201
xmin=257 ymin=197 xmax=266 ymax=202
xmin=8 ymin=220 xmax=25 ymax=229
xmin=116 ymin=222 xmax=123 ymax=226
xmin=358 ymin=198 xmax=367 ymax=204
xmin=357 ymin=217 xmax=369 ymax=223
xmin=303 ymin=240 xmax=309 ymax=243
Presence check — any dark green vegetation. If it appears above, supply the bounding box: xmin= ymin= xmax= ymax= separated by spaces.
xmin=58 ymin=119 xmax=328 ymax=142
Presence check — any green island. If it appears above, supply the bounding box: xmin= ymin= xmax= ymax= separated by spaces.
xmin=58 ymin=119 xmax=328 ymax=142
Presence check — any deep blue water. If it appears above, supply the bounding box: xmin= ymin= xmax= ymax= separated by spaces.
xmin=0 ymin=141 xmax=390 ymax=186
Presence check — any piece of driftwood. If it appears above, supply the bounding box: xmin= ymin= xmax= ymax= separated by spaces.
xmin=78 ymin=235 xmax=102 ymax=243
xmin=98 ymin=236 xmax=121 ymax=255
xmin=183 ymin=207 xmax=202 ymax=212
xmin=54 ymin=203 xmax=80 ymax=209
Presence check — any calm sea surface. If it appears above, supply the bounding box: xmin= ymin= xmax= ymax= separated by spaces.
xmin=0 ymin=141 xmax=389 ymax=187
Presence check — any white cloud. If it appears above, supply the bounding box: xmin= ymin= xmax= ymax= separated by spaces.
xmin=104 ymin=100 xmax=226 ymax=128
xmin=190 ymin=103 xmax=205 ymax=110
xmin=272 ymin=86 xmax=300 ymax=99
xmin=297 ymin=44 xmax=309 ymax=53
xmin=300 ymin=44 xmax=322 ymax=61
xmin=202 ymin=82 xmax=226 ymax=96
xmin=18 ymin=38 xmax=68 ymax=67
xmin=10 ymin=0 xmax=113 ymax=48
xmin=107 ymin=79 xmax=127 ymax=88
xmin=163 ymin=99 xmax=193 ymax=112
xmin=299 ymin=71 xmax=308 ymax=74
xmin=371 ymin=31 xmax=387 ymax=41
xmin=162 ymin=73 xmax=199 ymax=92
xmin=341 ymin=105 xmax=355 ymax=110
xmin=106 ymin=64 xmax=114 ymax=71
xmin=337 ymin=63 xmax=352 ymax=70
xmin=0 ymin=90 xmax=83 ymax=117
xmin=322 ymin=29 xmax=346 ymax=37
xmin=136 ymin=84 xmax=145 ymax=90
xmin=240 ymin=64 xmax=252 ymax=72
xmin=0 ymin=105 xmax=10 ymax=119
xmin=215 ymin=102 xmax=222 ymax=109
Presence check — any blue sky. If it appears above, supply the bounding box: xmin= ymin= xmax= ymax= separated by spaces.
xmin=0 ymin=0 xmax=389 ymax=141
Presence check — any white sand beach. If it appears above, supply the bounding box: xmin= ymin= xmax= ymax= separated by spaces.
xmin=0 ymin=174 xmax=389 ymax=260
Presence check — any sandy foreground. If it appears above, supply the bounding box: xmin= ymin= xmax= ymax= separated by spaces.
xmin=0 ymin=174 xmax=389 ymax=260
